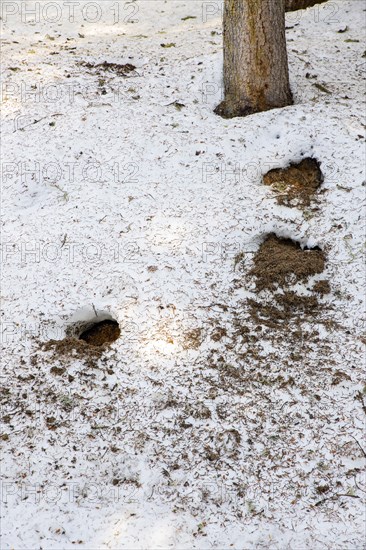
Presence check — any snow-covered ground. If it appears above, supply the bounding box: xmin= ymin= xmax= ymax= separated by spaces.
xmin=1 ymin=1 xmax=365 ymax=548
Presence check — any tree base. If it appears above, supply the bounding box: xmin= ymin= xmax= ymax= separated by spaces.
xmin=214 ymin=100 xmax=257 ymax=119
xmin=214 ymin=94 xmax=294 ymax=120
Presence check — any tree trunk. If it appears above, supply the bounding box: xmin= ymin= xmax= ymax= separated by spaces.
xmin=215 ymin=0 xmax=293 ymax=119
xmin=285 ymin=0 xmax=327 ymax=12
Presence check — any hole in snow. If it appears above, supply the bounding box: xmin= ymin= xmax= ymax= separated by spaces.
xmin=41 ymin=310 xmax=121 ymax=362
xmin=65 ymin=309 xmax=120 ymax=347
xmin=79 ymin=319 xmax=120 ymax=347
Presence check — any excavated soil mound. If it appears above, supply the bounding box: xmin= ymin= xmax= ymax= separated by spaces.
xmin=247 ymin=234 xmax=329 ymax=325
xmin=250 ymin=234 xmax=325 ymax=291
xmin=40 ymin=320 xmax=120 ymax=366
xmin=263 ymin=158 xmax=323 ymax=207
xmin=42 ymin=337 xmax=103 ymax=357
xmin=40 ymin=337 xmax=104 ymax=369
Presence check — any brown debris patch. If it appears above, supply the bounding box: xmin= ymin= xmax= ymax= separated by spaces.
xmin=247 ymin=292 xmax=321 ymax=327
xmin=182 ymin=328 xmax=203 ymax=350
xmin=276 ymin=291 xmax=320 ymax=313
xmin=79 ymin=61 xmax=136 ymax=77
xmin=211 ymin=327 xmax=227 ymax=342
xmin=50 ymin=366 xmax=66 ymax=376
xmin=263 ymin=158 xmax=323 ymax=207
xmin=313 ymin=280 xmax=331 ymax=295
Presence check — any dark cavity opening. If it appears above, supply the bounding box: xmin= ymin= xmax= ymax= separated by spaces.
xmin=79 ymin=319 xmax=120 ymax=347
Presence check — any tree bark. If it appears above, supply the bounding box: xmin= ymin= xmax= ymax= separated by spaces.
xmin=215 ymin=0 xmax=293 ymax=119
xmin=285 ymin=0 xmax=327 ymax=12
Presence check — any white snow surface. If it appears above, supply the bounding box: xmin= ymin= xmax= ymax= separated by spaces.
xmin=1 ymin=1 xmax=366 ymax=548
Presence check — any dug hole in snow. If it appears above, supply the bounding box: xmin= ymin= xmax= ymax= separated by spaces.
xmin=1 ymin=1 xmax=365 ymax=549
xmin=65 ymin=306 xmax=121 ymax=345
